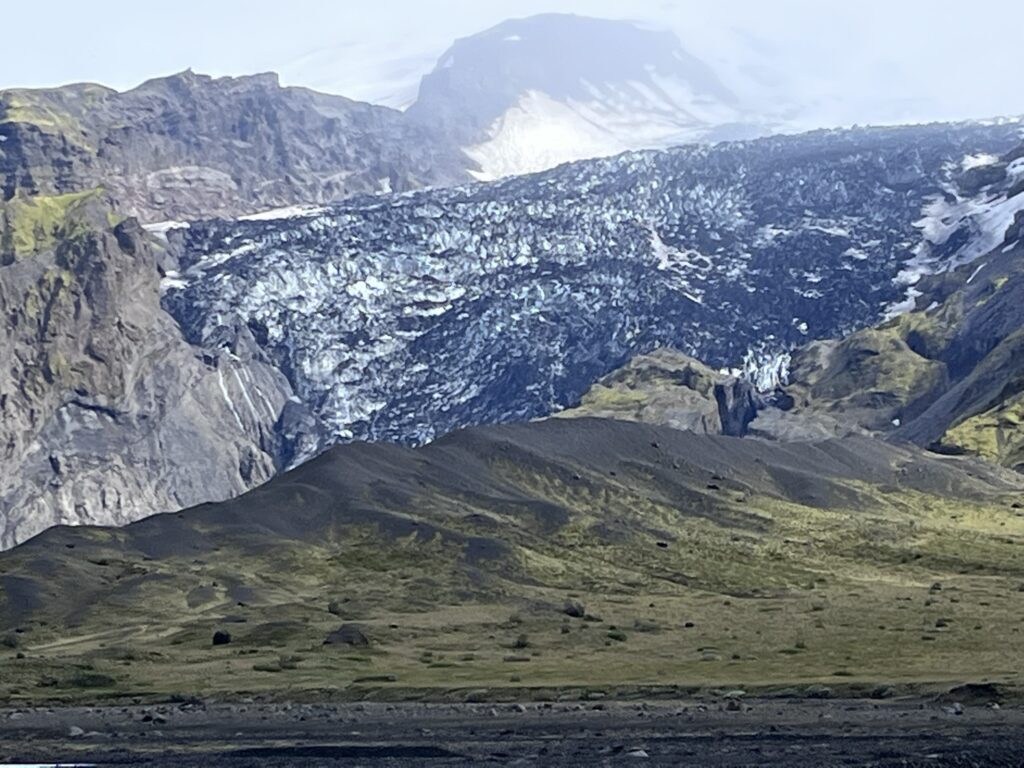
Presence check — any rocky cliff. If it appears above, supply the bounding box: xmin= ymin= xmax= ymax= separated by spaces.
xmin=0 ymin=71 xmax=472 ymax=223
xmin=0 ymin=191 xmax=297 ymax=548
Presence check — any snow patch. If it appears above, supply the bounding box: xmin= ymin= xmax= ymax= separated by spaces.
xmin=961 ymin=152 xmax=1000 ymax=171
xmin=160 ymin=270 xmax=189 ymax=295
xmin=143 ymin=220 xmax=190 ymax=240
xmin=240 ymin=205 xmax=327 ymax=222
xmin=741 ymin=349 xmax=791 ymax=392
xmin=883 ymin=286 xmax=922 ymax=320
xmin=464 ymin=75 xmax=738 ymax=180
xmin=966 ymin=262 xmax=986 ymax=284
xmin=885 ymin=176 xmax=1024 ymax=318
xmin=217 ymin=368 xmax=245 ymax=431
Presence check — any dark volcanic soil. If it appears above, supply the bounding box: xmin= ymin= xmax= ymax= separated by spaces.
xmin=1 ymin=697 xmax=1021 ymax=767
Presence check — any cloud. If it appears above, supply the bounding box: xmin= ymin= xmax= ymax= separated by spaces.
xmin=2 ymin=0 xmax=1022 ymax=125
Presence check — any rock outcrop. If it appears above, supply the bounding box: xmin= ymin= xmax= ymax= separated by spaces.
xmin=0 ymin=191 xmax=296 ymax=548
xmin=556 ymin=349 xmax=730 ymax=434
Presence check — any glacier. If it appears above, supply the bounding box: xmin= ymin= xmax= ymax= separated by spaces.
xmin=164 ymin=121 xmax=1023 ymax=461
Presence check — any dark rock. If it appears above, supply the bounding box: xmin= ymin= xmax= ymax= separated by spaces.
xmin=944 ymin=683 xmax=1004 ymax=705
xmin=562 ymin=600 xmax=585 ymax=618
xmin=212 ymin=631 xmax=232 ymax=646
xmin=352 ymin=674 xmax=397 ymax=683
xmin=804 ymin=684 xmax=832 ymax=699
xmin=324 ymin=624 xmax=370 ymax=648
xmin=714 ymin=379 xmax=759 ymax=437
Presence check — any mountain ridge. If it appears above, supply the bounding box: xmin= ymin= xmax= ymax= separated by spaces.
xmin=0 ymin=70 xmax=472 ymax=222
xmin=0 ymin=191 xmax=295 ymax=549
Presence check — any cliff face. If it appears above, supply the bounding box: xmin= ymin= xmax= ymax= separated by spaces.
xmin=0 ymin=72 xmax=472 ymax=223
xmin=0 ymin=191 xmax=297 ymax=548
xmin=0 ymin=69 xmax=472 ymax=547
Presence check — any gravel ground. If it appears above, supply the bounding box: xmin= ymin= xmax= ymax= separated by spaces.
xmin=1 ymin=696 xmax=1022 ymax=766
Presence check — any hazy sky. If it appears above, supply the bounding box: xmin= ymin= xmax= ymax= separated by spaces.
xmin=4 ymin=1 xmax=1023 ymax=125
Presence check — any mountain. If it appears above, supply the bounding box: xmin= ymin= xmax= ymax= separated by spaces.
xmin=0 ymin=191 xmax=295 ymax=549
xmin=2 ymin=119 xmax=1021 ymax=549
xmin=0 ymin=71 xmax=472 ymax=223
xmin=774 ymin=145 xmax=1024 ymax=466
xmin=406 ymin=14 xmax=759 ymax=180
xmin=2 ymin=416 xmax=1022 ymax=703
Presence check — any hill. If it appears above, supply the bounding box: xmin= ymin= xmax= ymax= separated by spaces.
xmin=1 ymin=417 xmax=1022 ymax=702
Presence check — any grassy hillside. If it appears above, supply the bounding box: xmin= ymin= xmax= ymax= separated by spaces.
xmin=1 ymin=418 xmax=1023 ymax=703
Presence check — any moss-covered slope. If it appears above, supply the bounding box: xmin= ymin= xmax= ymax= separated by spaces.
xmin=1 ymin=418 xmax=1022 ymax=701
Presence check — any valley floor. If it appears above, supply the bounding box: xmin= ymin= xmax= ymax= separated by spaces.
xmin=1 ymin=696 xmax=1021 ymax=766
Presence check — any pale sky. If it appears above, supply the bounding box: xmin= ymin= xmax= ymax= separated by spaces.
xmin=3 ymin=1 xmax=1023 ymax=126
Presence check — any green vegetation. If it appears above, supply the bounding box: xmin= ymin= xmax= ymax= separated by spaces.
xmin=796 ymin=326 xmax=945 ymax=418
xmin=946 ymin=391 xmax=1024 ymax=470
xmin=1 ymin=420 xmax=1022 ymax=704
xmin=557 ymin=348 xmax=723 ymax=430
xmin=0 ymin=85 xmax=108 ymax=151
xmin=0 ymin=189 xmax=106 ymax=258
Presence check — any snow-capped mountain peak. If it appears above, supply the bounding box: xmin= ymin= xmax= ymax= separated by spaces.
xmin=407 ymin=14 xmax=757 ymax=180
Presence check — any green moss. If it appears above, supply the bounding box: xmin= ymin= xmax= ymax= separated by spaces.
xmin=0 ymin=88 xmax=99 ymax=151
xmin=0 ymin=189 xmax=105 ymax=257
xmin=811 ymin=327 xmax=945 ymax=403
xmin=558 ymin=348 xmax=722 ymax=427
xmin=4 ymin=422 xmax=1024 ymax=703
xmin=881 ymin=305 xmax=959 ymax=360
xmin=945 ymin=392 xmax=1024 ymax=467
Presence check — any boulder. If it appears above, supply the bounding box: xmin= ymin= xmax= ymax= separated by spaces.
xmin=212 ymin=630 xmax=232 ymax=646
xmin=562 ymin=600 xmax=585 ymax=618
xmin=324 ymin=624 xmax=370 ymax=648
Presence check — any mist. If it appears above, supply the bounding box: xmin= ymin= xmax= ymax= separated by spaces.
xmin=4 ymin=0 xmax=1022 ymax=129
